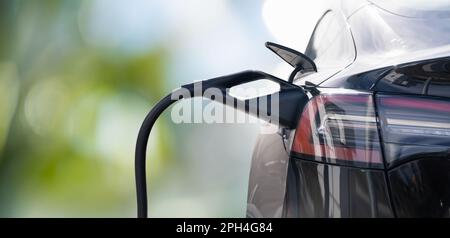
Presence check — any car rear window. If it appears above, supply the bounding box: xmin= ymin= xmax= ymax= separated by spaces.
xmin=374 ymin=57 xmax=450 ymax=98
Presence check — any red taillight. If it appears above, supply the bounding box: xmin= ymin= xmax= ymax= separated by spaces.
xmin=291 ymin=93 xmax=383 ymax=168
xmin=376 ymin=95 xmax=450 ymax=166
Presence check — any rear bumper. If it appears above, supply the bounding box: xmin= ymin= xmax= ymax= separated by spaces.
xmin=247 ymin=132 xmax=450 ymax=217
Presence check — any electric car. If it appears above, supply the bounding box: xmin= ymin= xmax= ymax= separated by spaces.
xmin=246 ymin=0 xmax=450 ymax=217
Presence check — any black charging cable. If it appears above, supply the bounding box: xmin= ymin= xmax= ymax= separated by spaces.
xmin=135 ymin=91 xmax=181 ymax=218
xmin=135 ymin=70 xmax=306 ymax=218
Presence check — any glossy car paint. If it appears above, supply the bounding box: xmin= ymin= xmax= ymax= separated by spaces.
xmin=247 ymin=131 xmax=290 ymax=218
xmin=283 ymin=159 xmax=393 ymax=218
xmin=389 ymin=158 xmax=450 ymax=217
xmin=246 ymin=0 xmax=450 ymax=217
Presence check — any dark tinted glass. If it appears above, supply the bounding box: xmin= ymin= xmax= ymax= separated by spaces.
xmin=374 ymin=57 xmax=450 ymax=98
xmin=427 ymin=60 xmax=450 ymax=97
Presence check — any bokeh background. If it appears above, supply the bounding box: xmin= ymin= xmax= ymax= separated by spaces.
xmin=0 ymin=0 xmax=326 ymax=217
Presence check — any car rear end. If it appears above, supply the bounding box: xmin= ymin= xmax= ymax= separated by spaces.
xmin=247 ymin=0 xmax=450 ymax=218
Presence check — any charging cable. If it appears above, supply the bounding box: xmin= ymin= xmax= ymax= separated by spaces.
xmin=134 ymin=70 xmax=306 ymax=218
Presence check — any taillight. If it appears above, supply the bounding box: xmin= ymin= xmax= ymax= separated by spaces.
xmin=376 ymin=94 xmax=450 ymax=167
xmin=291 ymin=92 xmax=384 ymax=169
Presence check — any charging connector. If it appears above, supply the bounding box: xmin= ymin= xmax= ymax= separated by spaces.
xmin=134 ymin=71 xmax=307 ymax=218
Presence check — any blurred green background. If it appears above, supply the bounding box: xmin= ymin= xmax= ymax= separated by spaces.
xmin=0 ymin=0 xmax=322 ymax=217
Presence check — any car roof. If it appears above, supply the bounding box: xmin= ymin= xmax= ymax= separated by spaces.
xmin=369 ymin=0 xmax=450 ymax=18
xmin=297 ymin=0 xmax=450 ymax=87
xmin=341 ymin=0 xmax=450 ymax=68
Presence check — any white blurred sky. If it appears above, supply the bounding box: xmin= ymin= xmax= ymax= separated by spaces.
xmin=79 ymin=0 xmax=329 ymax=83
